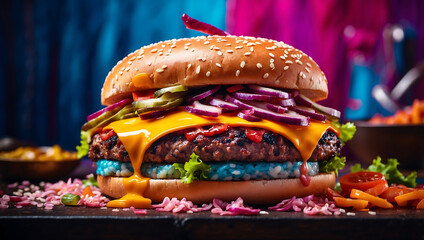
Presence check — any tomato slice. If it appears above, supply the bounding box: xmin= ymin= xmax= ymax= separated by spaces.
xmin=325 ymin=187 xmax=343 ymax=200
xmin=132 ymin=89 xmax=156 ymax=101
xmin=339 ymin=171 xmax=388 ymax=196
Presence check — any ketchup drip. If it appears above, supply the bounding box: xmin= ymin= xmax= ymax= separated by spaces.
xmin=300 ymin=161 xmax=311 ymax=186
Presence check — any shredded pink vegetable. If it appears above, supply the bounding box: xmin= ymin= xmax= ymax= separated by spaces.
xmin=151 ymin=197 xmax=212 ymax=213
xmin=0 ymin=175 xmax=110 ymax=210
xmin=268 ymin=195 xmax=342 ymax=216
xmin=212 ymin=197 xmax=261 ymax=216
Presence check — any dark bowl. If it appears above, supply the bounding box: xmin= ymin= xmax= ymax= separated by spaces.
xmin=345 ymin=122 xmax=424 ymax=170
xmin=0 ymin=158 xmax=81 ymax=180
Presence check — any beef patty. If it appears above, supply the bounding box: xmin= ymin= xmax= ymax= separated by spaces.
xmin=88 ymin=127 xmax=341 ymax=163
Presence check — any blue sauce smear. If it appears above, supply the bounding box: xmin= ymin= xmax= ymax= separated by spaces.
xmin=96 ymin=159 xmax=318 ymax=181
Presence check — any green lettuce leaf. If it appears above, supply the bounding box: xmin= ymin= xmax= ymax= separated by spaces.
xmin=350 ymin=156 xmax=417 ymax=188
xmin=76 ymin=131 xmax=89 ymax=159
xmin=319 ymin=155 xmax=346 ymax=176
xmin=173 ymin=153 xmax=211 ymax=184
xmin=331 ymin=121 xmax=356 ymax=145
xmin=82 ymin=173 xmax=99 ymax=188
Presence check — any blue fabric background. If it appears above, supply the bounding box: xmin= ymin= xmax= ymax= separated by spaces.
xmin=0 ymin=0 xmax=226 ymax=150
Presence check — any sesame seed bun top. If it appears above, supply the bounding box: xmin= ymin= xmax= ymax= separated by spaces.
xmin=101 ymin=35 xmax=328 ymax=106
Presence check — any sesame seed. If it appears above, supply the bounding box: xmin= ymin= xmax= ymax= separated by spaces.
xmin=368 ymin=211 xmax=376 ymax=215
xmin=284 ymin=66 xmax=289 ymax=70
xmin=151 ymin=49 xmax=158 ymax=53
xmin=197 ymin=57 xmax=203 ymax=61
xmin=247 ymin=43 xmax=255 ymax=47
xmin=158 ymin=49 xmax=164 ymax=53
xmin=226 ymin=50 xmax=234 ymax=53
xmin=135 ymin=67 xmax=138 ymax=71
xmin=162 ymin=65 xmax=167 ymax=69
xmin=161 ymin=44 xmax=165 ymax=48
xmin=218 ymin=51 xmax=223 ymax=56
xmin=305 ymin=67 xmax=310 ymax=73
xmin=285 ymin=60 xmax=293 ymax=64
xmin=187 ymin=63 xmax=192 ymax=69
xmin=185 ymin=43 xmax=191 ymax=46
xmin=158 ymin=52 xmax=163 ymax=56
xmin=240 ymin=61 xmax=246 ymax=68
xmin=121 ymin=67 xmax=125 ymax=71
xmin=130 ymin=56 xmax=136 ymax=61
xmin=216 ymin=63 xmax=222 ymax=68
xmin=156 ymin=68 xmax=164 ymax=73
xmin=226 ymin=43 xmax=232 ymax=46
xmin=269 ymin=53 xmax=275 ymax=58
xmin=148 ymin=62 xmax=152 ymax=66
xmin=251 ymin=47 xmax=254 ymax=52
xmin=119 ymin=71 xmax=123 ymax=75
xmin=139 ymin=49 xmax=145 ymax=54
xmin=204 ymin=41 xmax=210 ymax=45
xmin=236 ymin=70 xmax=240 ymax=77
xmin=206 ymin=71 xmax=211 ymax=77
xmin=296 ymin=59 xmax=303 ymax=65
xmin=301 ymin=72 xmax=306 ymax=79
xmin=263 ymin=73 xmax=269 ymax=79
xmin=125 ymin=67 xmax=130 ymax=72
xmin=270 ymin=58 xmax=275 ymax=63
xmin=214 ymin=47 xmax=220 ymax=50
xmin=280 ymin=56 xmax=286 ymax=60
xmin=171 ymin=45 xmax=176 ymax=48
xmin=256 ymin=63 xmax=262 ymax=69
xmin=184 ymin=46 xmax=189 ymax=50
xmin=244 ymin=52 xmax=251 ymax=56
xmin=210 ymin=45 xmax=215 ymax=50
xmin=270 ymin=63 xmax=275 ymax=70
xmin=221 ymin=39 xmax=227 ymax=42
xmin=235 ymin=46 xmax=243 ymax=49
xmin=306 ymin=62 xmax=312 ymax=68
xmin=196 ymin=65 xmax=201 ymax=74
xmin=347 ymin=212 xmax=356 ymax=216
xmin=243 ymin=40 xmax=248 ymax=44
xmin=136 ymin=55 xmax=143 ymax=59
xmin=202 ymin=58 xmax=206 ymax=62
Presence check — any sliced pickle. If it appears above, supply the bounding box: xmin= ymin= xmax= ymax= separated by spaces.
xmin=132 ymin=92 xmax=186 ymax=109
xmin=82 ymin=105 xmax=134 ymax=132
xmin=134 ymin=98 xmax=183 ymax=113
xmin=154 ymin=85 xmax=188 ymax=98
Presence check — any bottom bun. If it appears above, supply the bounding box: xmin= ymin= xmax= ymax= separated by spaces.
xmin=98 ymin=172 xmax=336 ymax=204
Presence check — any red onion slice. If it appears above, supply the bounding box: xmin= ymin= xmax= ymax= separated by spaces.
xmin=295 ymin=94 xmax=341 ymax=119
xmin=270 ymin=98 xmax=296 ymax=107
xmin=266 ymin=103 xmax=287 ymax=113
xmin=231 ymin=92 xmax=272 ymax=101
xmin=181 ymin=13 xmax=229 ymax=36
xmin=185 ymin=101 xmax=222 ymax=117
xmin=206 ymin=97 xmax=241 ymax=111
xmin=251 ymin=108 xmax=310 ymax=126
xmin=87 ymin=98 xmax=132 ymax=121
xmin=225 ymin=95 xmax=252 ymax=110
xmin=190 ymin=85 xmax=221 ymax=102
xmin=237 ymin=111 xmax=261 ymax=122
xmin=247 ymin=85 xmax=291 ymax=99
xmin=292 ymin=106 xmax=327 ymax=121
xmin=139 ymin=109 xmax=170 ymax=120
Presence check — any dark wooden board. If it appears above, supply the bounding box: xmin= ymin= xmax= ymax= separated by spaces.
xmin=1 ymin=203 xmax=424 ymax=240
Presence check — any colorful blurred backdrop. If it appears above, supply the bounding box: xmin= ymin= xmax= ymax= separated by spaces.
xmin=1 ymin=0 xmax=423 ymax=150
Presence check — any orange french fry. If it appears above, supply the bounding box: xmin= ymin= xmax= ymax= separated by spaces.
xmin=350 ymin=189 xmax=393 ymax=208
xmin=416 ymin=199 xmax=424 ymax=210
xmin=333 ymin=197 xmax=369 ymax=210
xmin=411 ymin=100 xmax=421 ymax=124
xmin=394 ymin=189 xmax=424 ymax=207
xmin=82 ymin=186 xmax=95 ymax=198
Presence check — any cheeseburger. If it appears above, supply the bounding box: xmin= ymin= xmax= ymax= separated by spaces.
xmin=78 ymin=33 xmax=347 ymax=208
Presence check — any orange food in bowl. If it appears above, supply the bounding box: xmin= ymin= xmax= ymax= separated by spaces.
xmin=369 ymin=99 xmax=424 ymax=125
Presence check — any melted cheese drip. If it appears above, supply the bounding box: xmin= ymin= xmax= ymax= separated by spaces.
xmin=104 ymin=109 xmax=339 ymax=208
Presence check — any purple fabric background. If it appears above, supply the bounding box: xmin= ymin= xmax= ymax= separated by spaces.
xmin=226 ymin=0 xmax=424 ymax=115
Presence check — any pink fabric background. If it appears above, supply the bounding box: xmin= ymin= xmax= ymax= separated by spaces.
xmin=226 ymin=0 xmax=424 ymax=114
